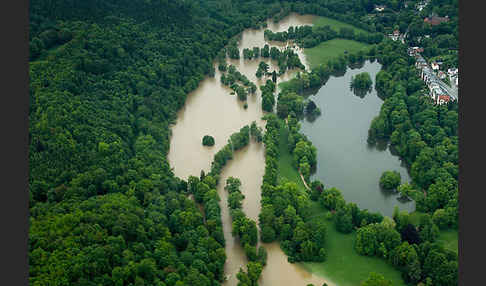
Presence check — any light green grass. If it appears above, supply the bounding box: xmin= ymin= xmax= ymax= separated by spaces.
xmin=437 ymin=229 xmax=458 ymax=253
xmin=409 ymin=211 xmax=458 ymax=254
xmin=276 ymin=122 xmax=307 ymax=190
xmin=302 ymin=203 xmax=407 ymax=286
xmin=408 ymin=211 xmax=425 ymax=226
xmin=275 ymin=120 xmax=406 ymax=286
xmin=313 ymin=16 xmax=371 ymax=36
xmin=305 ymin=39 xmax=370 ymax=69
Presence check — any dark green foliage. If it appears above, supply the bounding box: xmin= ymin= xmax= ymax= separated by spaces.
xmin=309 ymin=180 xmax=324 ymax=201
xmin=257 ymin=246 xmax=268 ymax=266
xmin=256 ymin=61 xmax=269 ymax=79
xmin=379 ymin=171 xmax=401 ymax=190
xmin=236 ymin=86 xmax=248 ymax=101
xmin=29 ymin=191 xmax=226 ymax=285
xmin=418 ymin=214 xmax=440 ymax=243
xmin=277 ymin=92 xmax=305 ymax=119
xmin=227 ymin=39 xmax=240 ymax=59
xmin=400 ymin=223 xmax=421 ymax=245
xmin=350 ymin=72 xmax=373 ymax=92
xmin=319 ymin=187 xmax=346 ymax=211
xmin=355 ymin=220 xmax=402 ymax=258
xmin=209 ymin=126 xmax=250 ymax=177
xmin=258 ymin=114 xmax=327 ymax=263
xmin=202 ymin=135 xmax=215 ymax=146
xmin=264 ymin=24 xmax=383 ymax=49
xmin=250 ymin=121 xmax=263 ymax=142
xmin=220 ymin=65 xmax=253 ymax=99
xmin=261 ymin=79 xmax=276 ymax=112
xmin=223 ymin=176 xmax=266 ymax=282
xmin=335 ymin=205 xmax=354 ymax=233
xmin=361 ymin=272 xmax=393 ymax=286
xmin=367 ymin=40 xmax=458 ymax=222
xmin=305 ymin=99 xmax=321 ymax=119
xmin=29 ymin=0 xmax=458 ymax=284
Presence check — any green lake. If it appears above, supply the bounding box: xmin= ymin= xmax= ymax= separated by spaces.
xmin=300 ymin=60 xmax=415 ymax=217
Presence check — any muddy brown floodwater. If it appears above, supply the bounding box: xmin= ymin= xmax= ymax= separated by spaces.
xmin=168 ymin=13 xmax=315 ymax=180
xmin=168 ymin=13 xmax=333 ymax=286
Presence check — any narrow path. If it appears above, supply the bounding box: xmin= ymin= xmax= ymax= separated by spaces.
xmin=284 ymin=118 xmax=311 ymax=191
xmin=299 ymin=171 xmax=311 ymax=190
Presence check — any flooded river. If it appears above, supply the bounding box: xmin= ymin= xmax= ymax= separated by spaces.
xmin=300 ymin=60 xmax=415 ymax=217
xmin=168 ymin=14 xmax=315 ymax=180
xmin=168 ymin=12 xmax=332 ymax=286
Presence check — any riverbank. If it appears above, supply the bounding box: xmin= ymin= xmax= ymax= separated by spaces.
xmin=409 ymin=211 xmax=458 ymax=253
xmin=313 ymin=16 xmax=371 ymax=35
xmin=304 ymin=39 xmax=370 ymax=69
xmin=276 ymin=120 xmax=407 ymax=286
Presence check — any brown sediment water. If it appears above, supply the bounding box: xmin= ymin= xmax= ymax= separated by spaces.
xmin=168 ymin=12 xmax=333 ymax=286
xmin=259 ymin=243 xmax=335 ymax=286
xmin=217 ymin=141 xmax=265 ymax=286
xmin=168 ymin=13 xmax=316 ymax=181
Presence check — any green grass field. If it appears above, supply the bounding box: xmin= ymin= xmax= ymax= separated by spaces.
xmin=408 ymin=211 xmax=458 ymax=254
xmin=276 ymin=123 xmax=307 ymax=190
xmin=313 ymin=16 xmax=371 ymax=36
xmin=437 ymin=229 xmax=458 ymax=253
xmin=275 ymin=120 xmax=406 ymax=286
xmin=304 ymin=39 xmax=370 ymax=69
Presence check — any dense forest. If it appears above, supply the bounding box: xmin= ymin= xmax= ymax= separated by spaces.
xmin=29 ymin=0 xmax=458 ymax=285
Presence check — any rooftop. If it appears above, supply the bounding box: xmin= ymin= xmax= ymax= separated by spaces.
xmin=424 ymin=16 xmax=449 ymax=26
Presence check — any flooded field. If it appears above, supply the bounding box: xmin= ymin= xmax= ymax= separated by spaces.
xmin=168 ymin=13 xmax=331 ymax=286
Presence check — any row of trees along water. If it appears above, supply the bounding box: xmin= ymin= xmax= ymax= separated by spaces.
xmin=269 ymin=36 xmax=457 ymax=285
xmin=28 ymin=0 xmax=308 ymax=284
xmin=28 ymin=0 xmax=457 ymax=285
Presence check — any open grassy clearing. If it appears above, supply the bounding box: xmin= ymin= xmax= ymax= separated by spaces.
xmin=409 ymin=211 xmax=458 ymax=254
xmin=304 ymin=39 xmax=370 ymax=69
xmin=437 ymin=229 xmax=458 ymax=253
xmin=313 ymin=16 xmax=371 ymax=36
xmin=276 ymin=122 xmax=307 ymax=190
xmin=302 ymin=203 xmax=407 ymax=286
xmin=275 ymin=119 xmax=406 ymax=286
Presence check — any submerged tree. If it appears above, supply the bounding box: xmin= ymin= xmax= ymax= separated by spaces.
xmin=350 ymin=72 xmax=373 ymax=98
xmin=202 ymin=135 xmax=215 ymax=146
xmin=379 ymin=171 xmax=401 ymax=190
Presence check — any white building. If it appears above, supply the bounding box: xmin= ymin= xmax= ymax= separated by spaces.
xmin=429 ymin=85 xmax=450 ymax=105
xmin=375 ymin=5 xmax=386 ymax=12
xmin=438 ymin=71 xmax=446 ymax=79
xmin=448 ymin=68 xmax=458 ymax=76
xmin=416 ymin=58 xmax=428 ymax=69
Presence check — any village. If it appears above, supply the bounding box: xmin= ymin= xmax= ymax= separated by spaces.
xmin=375 ymin=1 xmax=458 ymax=105
xmin=410 ymin=47 xmax=458 ymax=105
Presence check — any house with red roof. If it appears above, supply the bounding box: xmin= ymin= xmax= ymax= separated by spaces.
xmin=437 ymin=95 xmax=451 ymax=105
xmin=424 ymin=15 xmax=449 ymax=26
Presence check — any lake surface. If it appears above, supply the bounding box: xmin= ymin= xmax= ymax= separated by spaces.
xmin=300 ymin=60 xmax=415 ymax=217
xmin=168 ymin=13 xmax=332 ymax=286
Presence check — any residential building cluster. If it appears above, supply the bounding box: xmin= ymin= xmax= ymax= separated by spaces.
xmin=408 ymin=47 xmax=457 ymax=105
xmin=416 ymin=1 xmax=429 ymax=11
xmin=388 ymin=29 xmax=405 ymax=44
xmin=424 ymin=15 xmax=449 ymax=26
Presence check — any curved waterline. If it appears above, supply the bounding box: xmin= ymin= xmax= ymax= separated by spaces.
xmin=168 ymin=13 xmax=334 ymax=286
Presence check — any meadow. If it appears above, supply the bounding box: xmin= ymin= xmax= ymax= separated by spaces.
xmin=276 ymin=122 xmax=407 ymax=286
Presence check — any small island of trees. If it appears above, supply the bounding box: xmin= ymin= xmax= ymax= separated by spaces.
xmin=305 ymin=99 xmax=322 ymax=121
xmin=379 ymin=170 xmax=401 ymax=190
xmin=202 ymin=135 xmax=215 ymax=146
xmin=350 ymin=72 xmax=373 ymax=97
